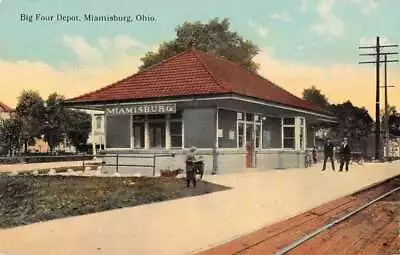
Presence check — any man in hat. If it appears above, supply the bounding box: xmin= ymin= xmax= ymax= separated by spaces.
xmin=185 ymin=146 xmax=197 ymax=187
xmin=322 ymin=138 xmax=335 ymax=171
xmin=339 ymin=137 xmax=351 ymax=171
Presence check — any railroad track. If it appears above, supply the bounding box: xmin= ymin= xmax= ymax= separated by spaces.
xmin=274 ymin=185 xmax=400 ymax=255
xmin=198 ymin=175 xmax=400 ymax=255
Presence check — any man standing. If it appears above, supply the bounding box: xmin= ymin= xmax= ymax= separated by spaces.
xmin=185 ymin=146 xmax=197 ymax=188
xmin=322 ymin=139 xmax=335 ymax=171
xmin=339 ymin=137 xmax=351 ymax=171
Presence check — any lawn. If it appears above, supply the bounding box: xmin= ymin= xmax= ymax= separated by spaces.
xmin=0 ymin=175 xmax=230 ymax=229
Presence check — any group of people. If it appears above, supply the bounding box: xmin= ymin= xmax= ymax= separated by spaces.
xmin=185 ymin=138 xmax=352 ymax=187
xmin=321 ymin=137 xmax=352 ymax=171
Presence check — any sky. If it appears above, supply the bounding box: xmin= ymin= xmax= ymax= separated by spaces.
xmin=0 ymin=0 xmax=399 ymax=116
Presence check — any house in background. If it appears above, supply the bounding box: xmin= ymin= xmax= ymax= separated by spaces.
xmin=0 ymin=101 xmax=13 ymax=122
xmin=0 ymin=101 xmax=14 ymax=155
xmin=65 ymin=49 xmax=336 ymax=175
xmin=86 ymin=110 xmax=105 ymax=151
xmin=54 ymin=109 xmax=105 ymax=153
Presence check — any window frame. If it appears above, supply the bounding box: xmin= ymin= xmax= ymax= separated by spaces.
xmin=282 ymin=117 xmax=296 ymax=150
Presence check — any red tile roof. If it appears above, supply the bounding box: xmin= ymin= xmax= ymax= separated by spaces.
xmin=67 ymin=49 xmax=331 ymax=116
xmin=0 ymin=101 xmax=13 ymax=112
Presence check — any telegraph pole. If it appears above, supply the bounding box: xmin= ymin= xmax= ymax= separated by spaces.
xmin=381 ymin=53 xmax=396 ymax=158
xmin=358 ymin=36 xmax=398 ymax=161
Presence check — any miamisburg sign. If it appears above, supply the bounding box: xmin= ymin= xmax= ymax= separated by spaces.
xmin=105 ymin=103 xmax=177 ymax=115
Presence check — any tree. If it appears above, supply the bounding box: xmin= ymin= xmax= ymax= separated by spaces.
xmin=0 ymin=116 xmax=23 ymax=156
xmin=329 ymin=101 xmax=374 ymax=152
xmin=64 ymin=110 xmax=91 ymax=151
xmin=388 ymin=110 xmax=400 ymax=137
xmin=43 ymin=93 xmax=66 ymax=153
xmin=15 ymin=90 xmax=45 ymax=153
xmin=302 ymin=85 xmax=333 ymax=137
xmin=302 ymin=85 xmax=330 ymax=110
xmin=139 ymin=18 xmax=260 ymax=72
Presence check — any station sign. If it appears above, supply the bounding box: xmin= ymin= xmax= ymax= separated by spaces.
xmin=105 ymin=103 xmax=176 ymax=115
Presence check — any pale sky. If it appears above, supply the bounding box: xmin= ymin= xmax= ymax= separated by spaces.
xmin=0 ymin=0 xmax=399 ymax=116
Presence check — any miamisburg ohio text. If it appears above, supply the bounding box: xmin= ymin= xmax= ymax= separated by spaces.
xmin=84 ymin=14 xmax=155 ymax=23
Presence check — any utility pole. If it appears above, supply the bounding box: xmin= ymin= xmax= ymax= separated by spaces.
xmin=381 ymin=53 xmax=396 ymax=158
xmin=358 ymin=36 xmax=398 ymax=161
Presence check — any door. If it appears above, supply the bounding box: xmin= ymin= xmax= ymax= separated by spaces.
xmin=132 ymin=123 xmax=145 ymax=149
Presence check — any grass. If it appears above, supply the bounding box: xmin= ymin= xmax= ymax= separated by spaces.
xmin=0 ymin=175 xmax=230 ymax=229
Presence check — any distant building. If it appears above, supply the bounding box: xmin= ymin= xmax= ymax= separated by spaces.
xmin=52 ymin=109 xmax=105 ymax=153
xmin=0 ymin=101 xmax=14 ymax=155
xmin=85 ymin=110 xmax=105 ymax=150
xmin=0 ymin=101 xmax=13 ymax=122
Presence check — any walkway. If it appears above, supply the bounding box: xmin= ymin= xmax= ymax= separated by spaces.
xmin=0 ymin=161 xmax=399 ymax=255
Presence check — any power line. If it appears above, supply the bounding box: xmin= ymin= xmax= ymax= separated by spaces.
xmin=358 ymin=36 xmax=399 ymax=160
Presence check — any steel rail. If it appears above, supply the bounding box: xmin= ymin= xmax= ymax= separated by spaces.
xmin=273 ymin=186 xmax=400 ymax=255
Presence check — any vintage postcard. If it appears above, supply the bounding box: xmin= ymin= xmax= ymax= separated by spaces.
xmin=0 ymin=0 xmax=400 ymax=254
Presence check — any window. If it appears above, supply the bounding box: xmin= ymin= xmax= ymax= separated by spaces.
xmin=262 ymin=130 xmax=272 ymax=148
xmin=246 ymin=113 xmax=253 ymax=122
xmin=236 ymin=112 xmax=262 ymax=148
xmin=133 ymin=123 xmax=144 ymax=149
xmin=96 ymin=116 xmax=102 ymax=129
xmin=282 ymin=118 xmax=295 ymax=149
xmin=246 ymin=123 xmax=253 ymax=142
xmin=238 ymin=122 xmax=244 ymax=147
xmin=255 ymin=124 xmax=261 ymax=148
xmin=283 ymin=118 xmax=295 ymax=125
xmin=299 ymin=117 xmax=305 ymax=150
xmin=148 ymin=122 xmax=166 ymax=148
xmin=170 ymin=121 xmax=182 ymax=147
xmin=149 ymin=122 xmax=166 ymax=148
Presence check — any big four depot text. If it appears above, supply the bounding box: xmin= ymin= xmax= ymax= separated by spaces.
xmin=20 ymin=13 xmax=156 ymax=23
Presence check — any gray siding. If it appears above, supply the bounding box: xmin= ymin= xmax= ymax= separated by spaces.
xmin=106 ymin=115 xmax=131 ymax=148
xmin=262 ymin=117 xmax=282 ymax=149
xmin=256 ymin=150 xmax=305 ymax=169
xmin=101 ymin=149 xmax=308 ymax=175
xmin=183 ymin=108 xmax=216 ymax=148
xmin=218 ymin=109 xmax=237 ymax=148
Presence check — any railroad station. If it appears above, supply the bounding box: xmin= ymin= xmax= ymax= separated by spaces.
xmin=65 ymin=49 xmax=336 ymax=174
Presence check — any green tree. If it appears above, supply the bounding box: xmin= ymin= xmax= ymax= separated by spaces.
xmin=330 ymin=101 xmax=374 ymax=152
xmin=15 ymin=90 xmax=45 ymax=153
xmin=43 ymin=93 xmax=66 ymax=153
xmin=0 ymin=116 xmax=23 ymax=155
xmin=302 ymin=85 xmax=330 ymax=110
xmin=64 ymin=110 xmax=91 ymax=151
xmin=139 ymin=18 xmax=260 ymax=72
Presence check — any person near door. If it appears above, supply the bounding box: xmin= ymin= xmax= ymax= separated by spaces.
xmin=322 ymin=139 xmax=335 ymax=171
xmin=339 ymin=137 xmax=351 ymax=171
xmin=312 ymin=146 xmax=318 ymax=164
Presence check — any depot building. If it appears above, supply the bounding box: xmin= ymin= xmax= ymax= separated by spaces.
xmin=65 ymin=49 xmax=336 ymax=175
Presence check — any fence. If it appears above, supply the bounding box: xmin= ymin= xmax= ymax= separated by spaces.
xmin=0 ymin=153 xmax=176 ymax=176
xmin=94 ymin=153 xmax=176 ymax=176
